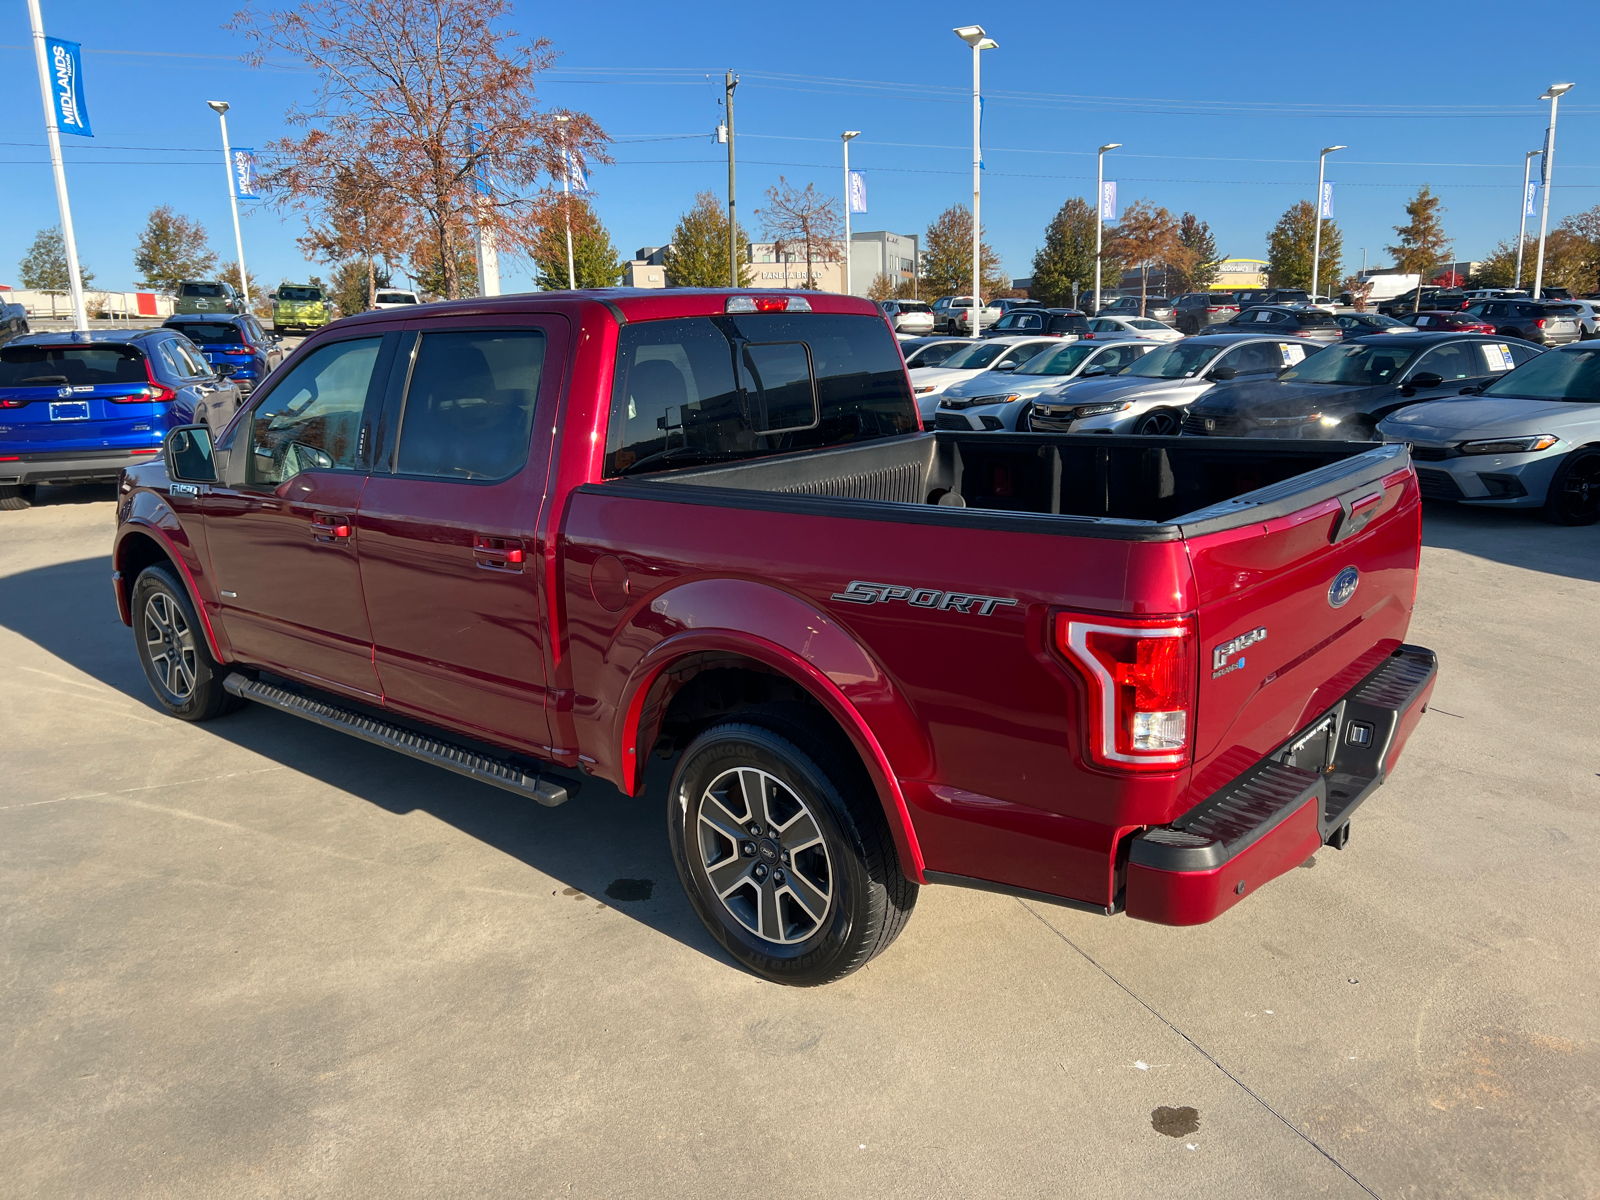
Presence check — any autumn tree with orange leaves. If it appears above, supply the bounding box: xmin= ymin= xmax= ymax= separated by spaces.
xmin=232 ymin=0 xmax=608 ymax=300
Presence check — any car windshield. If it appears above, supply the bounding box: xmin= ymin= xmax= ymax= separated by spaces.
xmin=279 ymin=287 xmax=322 ymax=301
xmin=375 ymin=292 xmax=417 ymax=304
xmin=1125 ymin=318 xmax=1166 ymax=330
xmin=180 ymin=283 xmax=224 ymax=297
xmin=938 ymin=342 xmax=1013 ymax=369
xmin=1125 ymin=342 xmax=1224 ymax=379
xmin=1356 ymin=313 xmax=1406 ymax=328
xmin=1274 ymin=291 xmax=1309 ymax=303
xmin=165 ymin=322 xmax=241 ymax=345
xmin=0 ymin=344 xmax=147 ymax=387
xmin=1013 ymin=343 xmax=1097 ymax=376
xmin=1481 ymin=346 xmax=1600 ymax=402
xmin=895 ymin=301 xmax=930 ymax=313
xmin=1278 ymin=342 xmax=1418 ymax=385
xmin=1290 ymin=310 xmax=1337 ymax=326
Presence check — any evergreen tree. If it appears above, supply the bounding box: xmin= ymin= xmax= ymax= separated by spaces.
xmin=1385 ymin=186 xmax=1451 ymax=282
xmin=1165 ymin=213 xmax=1219 ymax=295
xmin=1267 ymin=201 xmax=1343 ymax=290
xmin=413 ymin=238 xmax=477 ymax=299
xmin=1029 ymin=197 xmax=1107 ymax=308
xmin=532 ymin=195 xmax=625 ymax=289
xmin=18 ymin=227 xmax=94 ymax=290
xmin=330 ymin=259 xmax=393 ymax=315
xmin=134 ymin=206 xmax=216 ymax=292
xmin=920 ymin=204 xmax=1006 ymax=301
xmin=663 ymin=192 xmax=752 ymax=287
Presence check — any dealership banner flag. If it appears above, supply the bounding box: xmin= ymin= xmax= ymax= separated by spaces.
xmin=231 ymin=148 xmax=260 ymax=199
xmin=848 ymin=171 xmax=867 ymax=214
xmin=1319 ymin=181 xmax=1334 ymax=218
xmin=1525 ymin=181 xmax=1539 ymax=217
xmin=44 ymin=37 xmax=92 ymax=136
xmin=1100 ymin=180 xmax=1118 ymax=221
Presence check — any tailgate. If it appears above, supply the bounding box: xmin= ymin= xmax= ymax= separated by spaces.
xmin=1183 ymin=454 xmax=1421 ymax=801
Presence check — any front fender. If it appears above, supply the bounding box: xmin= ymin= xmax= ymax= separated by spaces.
xmin=610 ymin=578 xmax=933 ymax=879
xmin=113 ymin=496 xmax=226 ymax=661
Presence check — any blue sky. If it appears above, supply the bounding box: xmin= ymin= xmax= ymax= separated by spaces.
xmin=6 ymin=0 xmax=1600 ymax=295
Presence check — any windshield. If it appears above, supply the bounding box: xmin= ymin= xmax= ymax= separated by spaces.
xmin=1278 ymin=342 xmax=1418 ymax=385
xmin=278 ymin=287 xmax=323 ymax=302
xmin=895 ymin=301 xmax=930 ymax=313
xmin=165 ymin=322 xmax=241 ymax=345
xmin=180 ymin=283 xmax=224 ymax=297
xmin=939 ymin=342 xmax=1011 ymax=370
xmin=375 ymin=292 xmax=417 ymax=304
xmin=1351 ymin=313 xmax=1406 ymax=328
xmin=0 ymin=344 xmax=146 ymax=387
xmin=1014 ymin=343 xmax=1097 ymax=376
xmin=1125 ymin=342 xmax=1224 ymax=379
xmin=1125 ymin=318 xmax=1167 ymax=330
xmin=1481 ymin=346 xmax=1600 ymax=402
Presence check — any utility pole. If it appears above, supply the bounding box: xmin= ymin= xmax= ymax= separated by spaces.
xmin=27 ymin=0 xmax=87 ymax=331
xmin=842 ymin=131 xmax=860 ymax=295
xmin=207 ymin=102 xmax=250 ymax=309
xmin=1094 ymin=143 xmax=1120 ymax=315
xmin=1310 ymin=145 xmax=1345 ymax=301
xmin=555 ymin=114 xmax=575 ymax=289
xmin=726 ymin=71 xmax=739 ymax=288
xmin=1534 ymin=83 xmax=1573 ymax=299
xmin=1516 ymin=149 xmax=1541 ymax=292
xmin=954 ymin=27 xmax=997 ymax=333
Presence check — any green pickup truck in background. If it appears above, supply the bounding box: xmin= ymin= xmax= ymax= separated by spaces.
xmin=271 ymin=283 xmax=331 ymax=335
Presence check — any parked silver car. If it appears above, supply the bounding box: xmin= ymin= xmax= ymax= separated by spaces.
xmin=1378 ymin=341 xmax=1600 ymax=524
xmin=1086 ymin=315 xmax=1183 ymax=343
xmin=1028 ymin=333 xmax=1324 ymax=436
xmin=933 ymin=340 xmax=1157 ymax=431
xmin=907 ymin=336 xmax=1060 ymax=420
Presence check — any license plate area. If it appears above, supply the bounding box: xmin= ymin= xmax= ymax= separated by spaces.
xmin=1276 ymin=705 xmax=1341 ymax=776
xmin=49 ymin=401 xmax=90 ymax=421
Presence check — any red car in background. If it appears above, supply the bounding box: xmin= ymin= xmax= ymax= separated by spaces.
xmin=1400 ymin=310 xmax=1496 ymax=334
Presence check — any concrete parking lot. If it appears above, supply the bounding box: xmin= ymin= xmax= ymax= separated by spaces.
xmin=1 ymin=489 xmax=1596 ymax=1198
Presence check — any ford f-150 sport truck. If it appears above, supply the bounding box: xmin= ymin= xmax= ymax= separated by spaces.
xmin=112 ymin=289 xmax=1437 ymax=986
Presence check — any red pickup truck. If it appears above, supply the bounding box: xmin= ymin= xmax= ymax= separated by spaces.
xmin=113 ymin=289 xmax=1436 ymax=986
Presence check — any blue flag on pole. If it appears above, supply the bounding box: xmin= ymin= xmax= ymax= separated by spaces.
xmin=848 ymin=171 xmax=867 ymax=214
xmin=44 ymin=37 xmax=92 ymax=137
xmin=231 ymin=148 xmax=259 ymax=199
xmin=1525 ymin=181 xmax=1539 ymax=218
xmin=1100 ymin=180 xmax=1118 ymax=222
xmin=470 ymin=122 xmax=492 ymax=196
xmin=978 ymin=95 xmax=985 ymax=170
xmin=1319 ymin=181 xmax=1334 ymax=219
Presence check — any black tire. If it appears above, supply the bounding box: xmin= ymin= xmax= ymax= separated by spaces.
xmin=132 ymin=565 xmax=243 ymax=721
xmin=667 ymin=705 xmax=917 ymax=986
xmin=1133 ymin=408 xmax=1181 ymax=436
xmin=1543 ymin=448 xmax=1600 ymax=525
xmin=0 ymin=484 xmax=37 ymax=510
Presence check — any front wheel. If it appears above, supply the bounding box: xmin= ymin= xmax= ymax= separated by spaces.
xmin=667 ymin=707 xmax=917 ymax=986
xmin=1543 ymin=448 xmax=1600 ymax=525
xmin=132 ymin=565 xmax=243 ymax=721
xmin=1133 ymin=408 xmax=1181 ymax=436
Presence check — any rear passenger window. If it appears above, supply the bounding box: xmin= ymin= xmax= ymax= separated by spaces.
xmin=1411 ymin=343 xmax=1476 ymax=380
xmin=395 ymin=330 xmax=546 ymax=481
xmin=248 ymin=338 xmax=381 ymax=485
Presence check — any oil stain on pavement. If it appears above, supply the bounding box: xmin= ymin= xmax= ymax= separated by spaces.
xmin=1151 ymin=1106 xmax=1201 ymax=1138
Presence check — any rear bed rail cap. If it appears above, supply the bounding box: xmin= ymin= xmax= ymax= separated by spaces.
xmin=1173 ymin=442 xmax=1410 ymax=537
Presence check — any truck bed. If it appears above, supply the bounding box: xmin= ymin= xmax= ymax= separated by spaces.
xmin=642 ymin=431 xmax=1407 ymax=538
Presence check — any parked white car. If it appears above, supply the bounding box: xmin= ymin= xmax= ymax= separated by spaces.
xmin=1548 ymin=299 xmax=1599 ymax=339
xmin=934 ymin=340 xmax=1159 ymax=431
xmin=373 ymin=289 xmax=421 ymax=309
xmin=1086 ymin=315 xmax=1183 ymax=344
xmin=879 ymin=299 xmax=935 ymax=336
xmin=907 ymin=336 xmax=1059 ymax=420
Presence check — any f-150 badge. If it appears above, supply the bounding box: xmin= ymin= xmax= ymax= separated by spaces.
xmin=831 ymin=580 xmax=1017 ymax=616
xmin=1212 ymin=626 xmax=1266 ymax=678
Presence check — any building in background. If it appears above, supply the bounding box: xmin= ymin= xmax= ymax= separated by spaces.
xmin=746 ymin=243 xmax=844 ymax=293
xmin=848 ymin=231 xmax=919 ymax=298
xmin=623 ymin=245 xmax=669 ymax=288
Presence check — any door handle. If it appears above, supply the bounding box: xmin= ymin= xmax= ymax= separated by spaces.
xmin=311 ymin=514 xmax=353 ymax=543
xmin=473 ymin=533 xmax=525 ymax=572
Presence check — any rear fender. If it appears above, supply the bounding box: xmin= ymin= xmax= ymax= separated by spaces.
xmin=613 ymin=578 xmax=931 ymax=880
xmin=113 ymin=503 xmax=225 ymax=661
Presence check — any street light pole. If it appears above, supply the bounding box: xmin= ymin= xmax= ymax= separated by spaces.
xmin=726 ymin=71 xmax=739 ymax=288
xmin=1516 ymin=149 xmax=1541 ymax=291
xmin=1310 ymin=144 xmax=1345 ymax=302
xmin=1094 ymin=142 xmax=1120 ymax=315
xmin=841 ymin=131 xmax=860 ymax=295
xmin=954 ymin=26 xmax=997 ymax=333
xmin=28 ymin=0 xmax=87 ymax=331
xmin=207 ymin=101 xmax=251 ymax=310
xmin=1534 ymin=83 xmax=1573 ymax=298
xmin=555 ymin=114 xmax=576 ymax=289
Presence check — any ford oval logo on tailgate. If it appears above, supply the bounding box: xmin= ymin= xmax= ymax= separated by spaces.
xmin=1328 ymin=566 xmax=1360 ymax=608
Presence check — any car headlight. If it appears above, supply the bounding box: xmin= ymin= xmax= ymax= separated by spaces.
xmin=1073 ymin=400 xmax=1133 ymax=419
xmin=914 ymin=385 xmax=936 ymax=394
xmin=1458 ymin=434 xmax=1560 ymax=454
xmin=1257 ymin=413 xmax=1341 ymax=427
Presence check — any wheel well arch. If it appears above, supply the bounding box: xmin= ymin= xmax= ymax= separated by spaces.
xmin=113 ymin=525 xmax=224 ymax=659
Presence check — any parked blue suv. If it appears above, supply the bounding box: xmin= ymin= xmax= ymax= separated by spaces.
xmin=161 ymin=313 xmax=284 ymax=396
xmin=0 ymin=328 xmax=241 ymax=509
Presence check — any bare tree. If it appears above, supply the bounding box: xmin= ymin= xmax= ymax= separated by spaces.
xmin=1108 ymin=199 xmax=1186 ymax=316
xmin=232 ymin=0 xmax=609 ymax=300
xmin=756 ymin=177 xmax=842 ymax=290
xmin=279 ymin=142 xmax=412 ymax=311
xmin=1339 ymin=275 xmax=1374 ymax=312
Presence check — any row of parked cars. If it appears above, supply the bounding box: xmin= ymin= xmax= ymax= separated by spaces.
xmin=174 ymin=279 xmax=423 ymax=333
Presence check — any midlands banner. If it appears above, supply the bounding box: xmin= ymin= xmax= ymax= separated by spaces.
xmin=1100 ymin=180 xmax=1118 ymax=222
xmin=44 ymin=37 xmax=92 ymax=137
xmin=231 ymin=148 xmax=260 ymax=199
xmin=848 ymin=171 xmax=867 ymax=214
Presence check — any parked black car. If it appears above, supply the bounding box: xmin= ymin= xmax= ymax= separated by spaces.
xmin=1377 ymin=288 xmax=1467 ymax=316
xmin=1182 ymin=332 xmax=1544 ymax=441
xmin=1461 ymin=299 xmax=1582 ymax=346
xmin=980 ymin=308 xmax=1091 ymax=339
xmin=1172 ymin=292 xmax=1240 ymax=334
xmin=1234 ymin=288 xmax=1309 ymax=308
xmin=1222 ymin=305 xmax=1343 ymax=343
xmin=1097 ymin=295 xmax=1176 ymax=323
xmin=0 ymin=301 xmax=28 ymax=348
xmin=1335 ymin=311 xmax=1411 ymax=340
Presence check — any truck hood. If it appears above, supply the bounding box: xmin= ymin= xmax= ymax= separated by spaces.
xmin=1379 ymin=395 xmax=1600 ymax=441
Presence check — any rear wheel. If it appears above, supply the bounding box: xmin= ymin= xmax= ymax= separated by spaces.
xmin=1543 ymin=448 xmax=1600 ymax=525
xmin=0 ymin=484 xmax=37 ymax=511
xmin=132 ymin=565 xmax=243 ymax=721
xmin=667 ymin=706 xmax=917 ymax=986
xmin=1133 ymin=409 xmax=1181 ymax=436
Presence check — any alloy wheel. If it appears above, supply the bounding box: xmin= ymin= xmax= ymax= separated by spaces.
xmin=696 ymin=766 xmax=833 ymax=945
xmin=1555 ymin=453 xmax=1600 ymax=523
xmin=1135 ymin=410 xmax=1180 ymax=436
xmin=144 ymin=592 xmax=197 ymax=700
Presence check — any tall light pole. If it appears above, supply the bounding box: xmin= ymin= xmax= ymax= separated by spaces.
xmin=954 ymin=26 xmax=997 ymax=333
xmin=1094 ymin=142 xmax=1120 ymax=315
xmin=554 ymin=113 xmax=576 ymax=289
xmin=1309 ymin=144 xmax=1344 ymax=301
xmin=725 ymin=71 xmax=739 ymax=287
xmin=28 ymin=0 xmax=87 ymax=330
xmin=1515 ymin=149 xmax=1541 ymax=291
xmin=1533 ymin=83 xmax=1573 ymax=299
xmin=207 ymin=101 xmax=250 ymax=310
xmin=841 ymin=130 xmax=860 ymax=295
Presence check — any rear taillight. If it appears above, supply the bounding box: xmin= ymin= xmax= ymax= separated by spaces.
xmin=108 ymin=383 xmax=177 ymax=404
xmin=0 ymin=398 xmax=27 ymax=409
xmin=1055 ymin=613 xmax=1196 ymax=770
xmin=1536 ymin=318 xmax=1547 ymax=328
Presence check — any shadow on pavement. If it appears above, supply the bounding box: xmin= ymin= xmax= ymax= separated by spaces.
xmin=0 ymin=553 xmax=731 ymax=972
xmin=1421 ymin=500 xmax=1600 ymax=584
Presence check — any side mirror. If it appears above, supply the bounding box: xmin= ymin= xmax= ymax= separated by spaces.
xmin=166 ymin=425 xmax=217 ymax=483
xmin=1082 ymin=366 xmax=1108 ymax=377
xmin=1207 ymin=366 xmax=1238 ymax=381
xmin=992 ymin=360 xmax=1018 ymax=371
xmin=1408 ymin=372 xmax=1444 ymax=390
